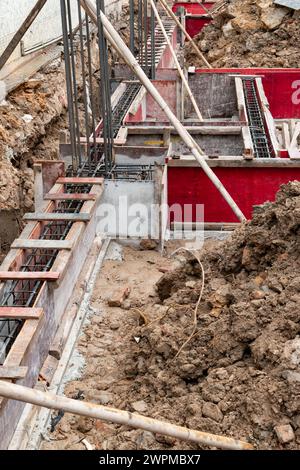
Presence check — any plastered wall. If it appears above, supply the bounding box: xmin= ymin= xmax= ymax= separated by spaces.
xmin=0 ymin=0 xmax=124 ymax=63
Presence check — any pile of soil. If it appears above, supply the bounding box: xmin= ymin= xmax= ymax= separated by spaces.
xmin=186 ymin=0 xmax=300 ymax=68
xmin=44 ymin=182 xmax=300 ymax=450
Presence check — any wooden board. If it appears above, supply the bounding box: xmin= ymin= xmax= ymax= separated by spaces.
xmin=0 ymin=272 xmax=60 ymax=281
xmin=0 ymin=307 xmax=43 ymax=320
xmin=0 ymin=366 xmax=28 ymax=380
xmin=44 ymin=193 xmax=97 ymax=201
xmin=56 ymin=177 xmax=104 ymax=185
xmin=23 ymin=212 xmax=91 ymax=222
xmin=11 ymin=239 xmax=73 ymax=250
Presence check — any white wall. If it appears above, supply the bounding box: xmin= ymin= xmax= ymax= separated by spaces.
xmin=0 ymin=0 xmax=124 ymax=64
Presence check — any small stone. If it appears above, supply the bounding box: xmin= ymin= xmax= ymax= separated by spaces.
xmin=122 ymin=299 xmax=131 ymax=310
xmin=242 ymin=247 xmax=252 ymax=266
xmin=132 ymin=400 xmax=148 ymax=413
xmin=281 ymin=370 xmax=300 ymax=383
xmin=110 ymin=321 xmax=120 ymax=330
xmin=77 ymin=417 xmax=93 ymax=433
xmin=251 ymin=290 xmax=266 ymax=300
xmin=96 ymin=391 xmax=113 ymax=405
xmin=108 ymin=286 xmax=131 ymax=307
xmin=274 ymin=424 xmax=295 ymax=444
xmin=202 ymin=402 xmax=223 ymax=423
xmin=185 ymin=280 xmax=196 ymax=288
xmin=215 ymin=368 xmax=229 ymax=381
xmin=140 ymin=239 xmax=158 ymax=250
xmin=293 ymin=415 xmax=300 ymax=429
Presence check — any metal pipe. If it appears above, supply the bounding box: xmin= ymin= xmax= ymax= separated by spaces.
xmin=0 ymin=381 xmax=253 ymax=450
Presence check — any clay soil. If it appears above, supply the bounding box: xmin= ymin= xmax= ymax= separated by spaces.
xmin=43 ymin=182 xmax=300 ymax=450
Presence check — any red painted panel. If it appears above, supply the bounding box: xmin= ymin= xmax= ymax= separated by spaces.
xmin=195 ymin=68 xmax=300 ymax=119
xmin=168 ymin=166 xmax=300 ymax=223
xmin=126 ymin=103 xmax=144 ymax=123
xmin=173 ymin=2 xmax=213 ymax=37
xmin=172 ymin=2 xmax=214 ymax=14
xmin=146 ymin=80 xmax=177 ymax=120
xmin=186 ymin=17 xmax=211 ymax=37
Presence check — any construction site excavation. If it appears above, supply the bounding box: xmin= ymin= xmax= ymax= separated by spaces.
xmin=0 ymin=0 xmax=300 ymax=456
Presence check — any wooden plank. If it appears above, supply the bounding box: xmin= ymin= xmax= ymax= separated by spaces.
xmin=282 ymin=122 xmax=291 ymax=149
xmin=289 ymin=121 xmax=300 ymax=150
xmin=0 ymin=272 xmax=60 ymax=281
xmin=44 ymin=193 xmax=97 ymax=201
xmin=39 ymin=355 xmax=59 ymax=384
xmin=4 ymin=320 xmax=40 ymax=367
xmin=0 ymin=366 xmax=28 ymax=380
xmin=0 ymin=307 xmax=43 ymax=320
xmin=11 ymin=239 xmax=73 ymax=250
xmin=23 ymin=212 xmax=91 ymax=222
xmin=56 ymin=177 xmax=104 ymax=185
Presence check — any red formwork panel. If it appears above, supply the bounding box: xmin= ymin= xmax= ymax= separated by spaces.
xmin=184 ymin=17 xmax=211 ymax=37
xmin=172 ymin=2 xmax=213 ymax=37
xmin=146 ymin=80 xmax=177 ymax=120
xmin=168 ymin=166 xmax=300 ymax=223
xmin=172 ymin=2 xmax=214 ymax=14
xmin=195 ymin=68 xmax=300 ymax=119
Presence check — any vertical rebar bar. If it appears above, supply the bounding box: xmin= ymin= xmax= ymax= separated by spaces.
xmin=138 ymin=0 xmax=143 ymax=67
xmin=129 ymin=0 xmax=135 ymax=54
xmin=60 ymin=0 xmax=78 ymax=170
xmin=96 ymin=0 xmax=113 ymax=173
xmin=144 ymin=0 xmax=149 ymax=77
xmin=77 ymin=0 xmax=91 ymax=167
xmin=150 ymin=2 xmax=155 ymax=79
xmin=66 ymin=0 xmax=82 ymax=167
xmin=85 ymin=12 xmax=97 ymax=163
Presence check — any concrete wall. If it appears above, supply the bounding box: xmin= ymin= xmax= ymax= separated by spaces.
xmin=186 ymin=73 xmax=239 ymax=120
xmin=0 ymin=0 xmax=124 ymax=63
xmin=97 ymin=181 xmax=158 ymax=238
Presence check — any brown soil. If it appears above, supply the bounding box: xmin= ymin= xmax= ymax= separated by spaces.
xmin=186 ymin=0 xmax=300 ymax=68
xmin=43 ymin=182 xmax=300 ymax=450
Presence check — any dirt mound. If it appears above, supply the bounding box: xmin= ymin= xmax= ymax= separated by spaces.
xmin=186 ymin=0 xmax=300 ymax=68
xmin=43 ymin=182 xmax=300 ymax=451
xmin=113 ymin=182 xmax=300 ymax=449
xmin=130 ymin=181 xmax=300 ymax=449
